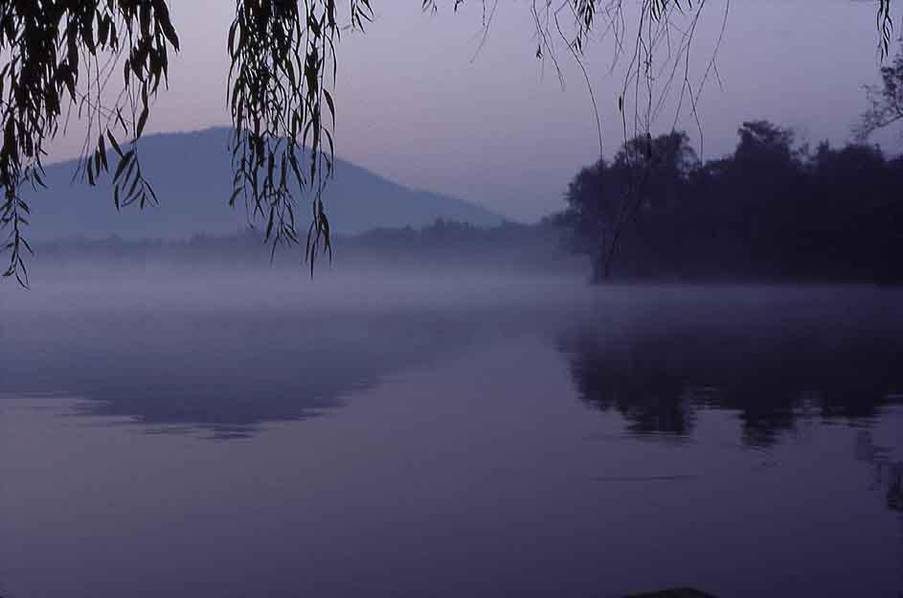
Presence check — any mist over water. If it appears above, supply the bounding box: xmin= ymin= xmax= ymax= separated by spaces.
xmin=3 ymin=262 xmax=587 ymax=437
xmin=2 ymin=0 xmax=902 ymax=594
xmin=1 ymin=261 xmax=902 ymax=597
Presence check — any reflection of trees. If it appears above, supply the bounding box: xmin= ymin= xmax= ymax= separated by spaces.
xmin=891 ymin=469 xmax=903 ymax=513
xmin=856 ymin=432 xmax=903 ymax=514
xmin=564 ymin=333 xmax=696 ymax=437
xmin=855 ymin=430 xmax=903 ymax=594
xmin=560 ymin=317 xmax=903 ymax=446
xmin=0 ymin=308 xmax=493 ymax=438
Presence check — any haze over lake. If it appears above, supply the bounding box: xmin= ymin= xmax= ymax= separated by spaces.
xmin=2 ymin=267 xmax=901 ymax=597
xmin=2 ymin=1 xmax=902 ymax=594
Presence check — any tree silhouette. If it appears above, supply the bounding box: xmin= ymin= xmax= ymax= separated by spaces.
xmin=860 ymin=40 xmax=903 ymax=140
xmin=563 ymin=122 xmax=903 ymax=283
xmin=0 ymin=0 xmax=376 ymax=284
xmin=564 ymin=130 xmax=697 ymax=279
xmin=0 ymin=1 xmax=898 ymax=284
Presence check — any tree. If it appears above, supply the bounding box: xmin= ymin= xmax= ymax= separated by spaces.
xmin=1 ymin=0 xmax=375 ymax=284
xmin=860 ymin=40 xmax=903 ymax=140
xmin=561 ymin=121 xmax=903 ymax=284
xmin=0 ymin=0 xmax=897 ymax=285
xmin=564 ymin=130 xmax=696 ymax=280
xmin=734 ymin=120 xmax=795 ymax=166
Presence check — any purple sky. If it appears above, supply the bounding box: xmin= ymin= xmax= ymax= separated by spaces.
xmin=49 ymin=0 xmax=901 ymax=221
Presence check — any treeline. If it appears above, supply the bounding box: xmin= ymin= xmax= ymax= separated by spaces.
xmin=561 ymin=121 xmax=903 ymax=284
xmin=339 ymin=219 xmax=576 ymax=271
xmin=34 ymin=219 xmax=580 ymax=275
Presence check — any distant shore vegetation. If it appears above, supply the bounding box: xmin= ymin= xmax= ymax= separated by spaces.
xmin=33 ymin=120 xmax=903 ymax=286
xmin=560 ymin=120 xmax=903 ymax=285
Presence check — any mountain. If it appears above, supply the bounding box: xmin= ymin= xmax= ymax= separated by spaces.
xmin=24 ymin=128 xmax=504 ymax=241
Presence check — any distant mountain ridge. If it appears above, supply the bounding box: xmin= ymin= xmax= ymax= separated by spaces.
xmin=25 ymin=128 xmax=504 ymax=241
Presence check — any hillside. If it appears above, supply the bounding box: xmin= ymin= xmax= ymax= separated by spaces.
xmin=24 ymin=128 xmax=504 ymax=241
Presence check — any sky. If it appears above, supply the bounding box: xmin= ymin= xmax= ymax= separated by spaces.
xmin=49 ymin=0 xmax=902 ymax=222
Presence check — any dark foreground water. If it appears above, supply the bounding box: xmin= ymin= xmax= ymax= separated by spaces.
xmin=1 ymin=276 xmax=901 ymax=597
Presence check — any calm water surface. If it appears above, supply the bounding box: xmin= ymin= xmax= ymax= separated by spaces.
xmin=1 ymin=277 xmax=901 ymax=597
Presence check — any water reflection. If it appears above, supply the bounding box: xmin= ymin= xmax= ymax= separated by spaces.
xmin=856 ymin=431 xmax=903 ymax=513
xmin=3 ymin=284 xmax=902 ymax=448
xmin=559 ymin=288 xmax=903 ymax=446
xmin=0 ymin=308 xmax=499 ymax=437
xmin=1 ymin=284 xmax=902 ymax=597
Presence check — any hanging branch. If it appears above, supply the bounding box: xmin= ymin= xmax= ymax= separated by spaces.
xmin=227 ymin=0 xmax=372 ymax=274
xmin=0 ymin=0 xmax=180 ymax=286
xmin=0 ymin=0 xmax=897 ymax=285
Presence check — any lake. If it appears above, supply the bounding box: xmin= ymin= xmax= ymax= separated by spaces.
xmin=1 ymin=275 xmax=901 ymax=597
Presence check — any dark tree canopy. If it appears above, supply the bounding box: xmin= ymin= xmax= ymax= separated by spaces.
xmin=0 ymin=0 xmax=897 ymax=285
xmin=563 ymin=122 xmax=903 ymax=283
